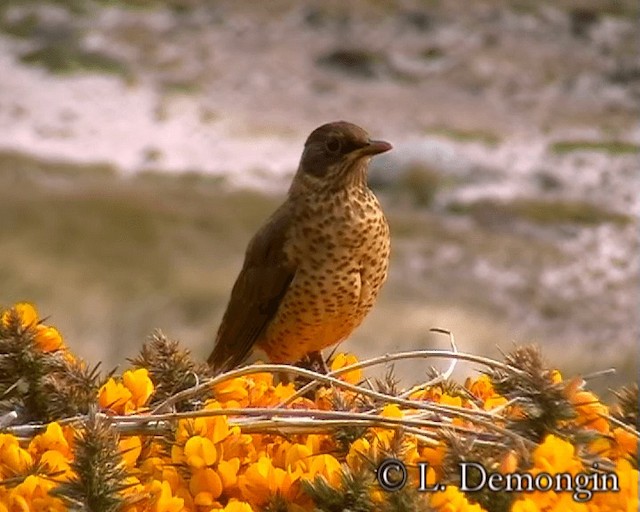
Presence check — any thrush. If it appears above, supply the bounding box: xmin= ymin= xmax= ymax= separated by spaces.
xmin=208 ymin=121 xmax=392 ymax=373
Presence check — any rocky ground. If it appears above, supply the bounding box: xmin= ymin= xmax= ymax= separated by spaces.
xmin=0 ymin=0 xmax=637 ymax=392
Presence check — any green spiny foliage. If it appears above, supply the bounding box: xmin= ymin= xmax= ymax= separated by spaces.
xmin=333 ymin=424 xmax=369 ymax=459
xmin=373 ymin=366 xmax=402 ymax=398
xmin=0 ymin=308 xmax=65 ymax=422
xmin=0 ymin=305 xmax=106 ymax=422
xmin=43 ymin=359 xmax=107 ymax=420
xmin=374 ymin=429 xmax=412 ymax=466
xmin=302 ymin=468 xmax=376 ymax=512
xmin=379 ymin=486 xmax=428 ymax=512
xmin=488 ymin=345 xmax=575 ymax=442
xmin=440 ymin=432 xmax=514 ymax=512
xmin=264 ymin=493 xmax=290 ymax=512
xmin=129 ymin=330 xmax=212 ymax=411
xmin=612 ymin=383 xmax=638 ymax=429
xmin=355 ymin=364 xmax=400 ymax=411
xmin=330 ymin=394 xmax=368 ymax=457
xmin=52 ymin=410 xmax=130 ymax=511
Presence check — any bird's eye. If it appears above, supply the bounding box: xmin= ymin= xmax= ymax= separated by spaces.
xmin=325 ymin=137 xmax=342 ymax=153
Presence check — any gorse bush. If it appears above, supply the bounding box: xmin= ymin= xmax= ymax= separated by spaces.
xmin=0 ymin=303 xmax=637 ymax=511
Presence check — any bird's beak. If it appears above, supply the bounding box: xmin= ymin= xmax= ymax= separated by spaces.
xmin=356 ymin=139 xmax=393 ymax=157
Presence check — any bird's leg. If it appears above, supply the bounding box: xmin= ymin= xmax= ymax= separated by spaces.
xmin=288 ymin=351 xmax=329 ymax=396
xmin=296 ymin=351 xmax=329 ymax=374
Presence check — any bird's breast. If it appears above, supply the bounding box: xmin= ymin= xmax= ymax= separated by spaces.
xmin=259 ymin=189 xmax=390 ymax=363
xmin=288 ymin=189 xmax=387 ymax=254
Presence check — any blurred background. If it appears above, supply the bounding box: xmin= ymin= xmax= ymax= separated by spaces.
xmin=0 ymin=0 xmax=638 ymax=397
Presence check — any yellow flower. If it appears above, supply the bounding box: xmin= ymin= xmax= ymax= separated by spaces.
xmin=221 ymin=431 xmax=256 ymax=464
xmin=175 ymin=408 xmax=234 ymax=462
xmin=218 ymin=457 xmax=241 ymax=489
xmin=273 ymin=382 xmax=298 ymax=405
xmin=465 ymin=374 xmax=495 ymax=401
xmin=409 ymin=385 xmax=443 ymax=402
xmin=204 ymin=409 xmax=234 ymax=445
xmin=9 ymin=474 xmax=65 ymax=512
xmin=285 ymin=443 xmax=313 ymax=473
xmin=550 ymin=369 xmax=562 ymax=384
xmin=511 ymin=497 xmax=541 ymax=512
xmin=1 ymin=302 xmax=38 ymax=329
xmin=483 ymin=395 xmax=508 ymax=411
xmin=244 ymin=373 xmax=274 ymax=407
xmin=0 ymin=434 xmax=33 ymax=476
xmin=331 ymin=353 xmax=362 ymax=384
xmin=251 ymin=372 xmax=274 ymax=388
xmin=611 ymin=427 xmax=638 ymax=461
xmin=120 ymin=475 xmax=145 ymax=500
xmin=161 ymin=466 xmax=183 ymax=495
xmin=571 ymin=390 xmax=609 ymax=434
xmin=499 ymin=450 xmax=519 ymax=474
xmin=123 ymin=368 xmax=154 ymax=410
xmin=238 ymin=456 xmax=301 ymax=507
xmin=532 ymin=434 xmax=583 ymax=475
xmin=429 ymin=485 xmax=486 ymax=511
xmin=119 ymin=436 xmax=142 ymax=468
xmin=189 ymin=467 xmax=223 ymax=501
xmin=223 ymin=499 xmax=254 ymax=512
xmin=371 ymin=404 xmax=404 ymax=446
xmin=214 ymin=378 xmax=250 ymax=406
xmin=439 ymin=393 xmax=464 ymax=408
xmin=33 ymin=324 xmax=64 ymax=352
xmin=305 ymin=434 xmax=332 ymax=457
xmin=28 ymin=422 xmax=71 ymax=459
xmin=346 ymin=438 xmax=371 ymax=472
xmin=420 ymin=444 xmax=446 ymax=480
xmin=151 ymin=480 xmax=184 ymax=512
xmin=314 ymin=386 xmax=335 ymax=410
xmin=268 ymin=440 xmax=309 ymax=473
xmin=39 ymin=450 xmax=73 ymax=481
xmin=305 ymin=454 xmax=342 ymax=487
xmin=590 ymin=458 xmax=639 ymax=512
xmin=183 ymin=435 xmax=217 ymax=468
xmin=99 ymin=378 xmax=133 ymax=414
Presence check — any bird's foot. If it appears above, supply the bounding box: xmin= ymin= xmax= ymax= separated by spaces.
xmin=288 ymin=351 xmax=329 ymax=397
xmin=295 ymin=351 xmax=328 ymax=375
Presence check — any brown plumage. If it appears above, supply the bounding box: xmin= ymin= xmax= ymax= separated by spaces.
xmin=208 ymin=121 xmax=392 ymax=373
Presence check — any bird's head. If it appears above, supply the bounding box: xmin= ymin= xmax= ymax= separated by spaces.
xmin=291 ymin=121 xmax=392 ymax=194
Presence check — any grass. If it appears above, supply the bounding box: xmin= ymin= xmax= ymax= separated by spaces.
xmin=160 ymin=80 xmax=201 ymax=95
xmin=0 ymin=150 xmax=117 ymax=179
xmin=20 ymin=42 xmax=131 ymax=77
xmin=0 ymin=0 xmax=89 ymax=17
xmin=551 ymin=140 xmax=640 ymax=155
xmin=0 ymin=11 xmax=39 ymax=38
xmin=448 ymin=198 xmax=632 ymax=226
xmin=377 ymin=163 xmax=444 ymax=208
xmin=0 ymin=153 xmax=279 ymax=366
xmin=426 ymin=127 xmax=501 ymax=146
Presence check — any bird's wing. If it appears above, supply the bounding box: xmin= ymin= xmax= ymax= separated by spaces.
xmin=207 ymin=205 xmax=295 ymax=373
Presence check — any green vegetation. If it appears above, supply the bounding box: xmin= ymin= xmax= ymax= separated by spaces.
xmin=551 ymin=140 xmax=639 ymax=155
xmin=380 ymin=164 xmax=443 ymax=208
xmin=0 ymin=11 xmax=39 ymax=38
xmin=20 ymin=43 xmax=130 ymax=77
xmin=0 ymin=0 xmax=89 ymax=18
xmin=160 ymin=80 xmax=201 ymax=95
xmin=448 ymin=198 xmax=631 ymax=226
xmin=426 ymin=127 xmax=501 ymax=146
xmin=0 ymin=150 xmax=117 ymax=179
xmin=0 ymin=151 xmax=278 ymax=364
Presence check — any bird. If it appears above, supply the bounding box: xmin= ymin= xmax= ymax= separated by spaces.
xmin=208 ymin=121 xmax=392 ymax=374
